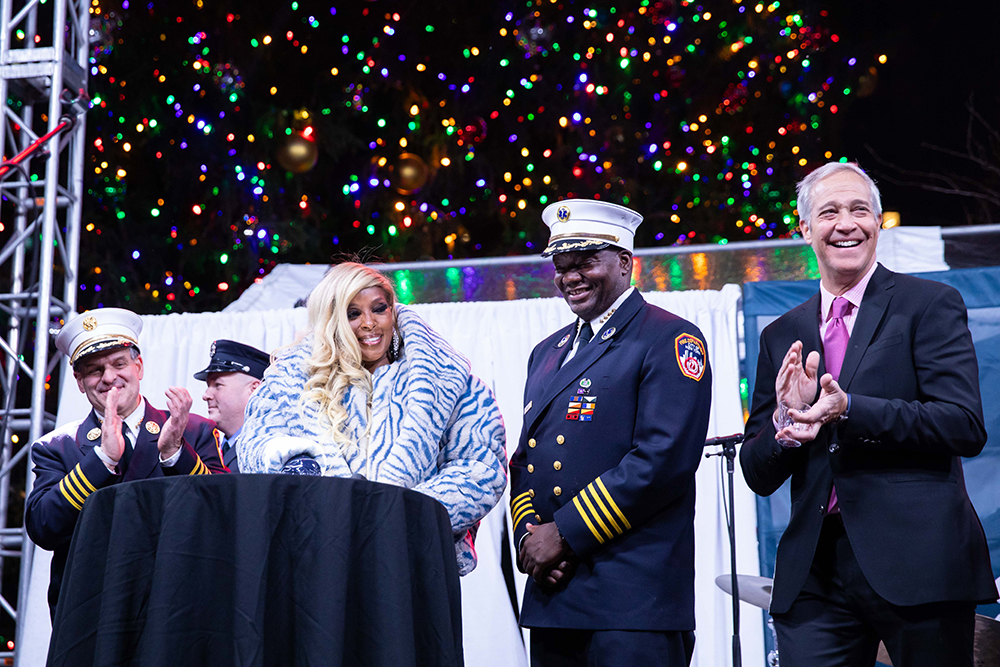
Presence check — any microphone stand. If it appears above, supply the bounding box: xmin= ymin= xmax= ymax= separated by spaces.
xmin=705 ymin=433 xmax=745 ymax=667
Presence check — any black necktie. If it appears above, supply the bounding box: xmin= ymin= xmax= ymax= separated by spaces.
xmin=578 ymin=321 xmax=594 ymax=347
xmin=119 ymin=430 xmax=134 ymax=476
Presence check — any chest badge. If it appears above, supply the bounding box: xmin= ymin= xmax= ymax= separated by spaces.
xmin=601 ymin=327 xmax=616 ymax=341
xmin=86 ymin=427 xmax=101 ymax=441
xmin=557 ymin=333 xmax=571 ymax=348
xmin=579 ymin=378 xmax=591 ymax=389
xmin=675 ymin=333 xmax=706 ymax=381
xmin=566 ymin=394 xmax=597 ymax=421
xmin=145 ymin=421 xmax=161 ymax=434
xmin=524 ymin=401 xmax=533 ymax=415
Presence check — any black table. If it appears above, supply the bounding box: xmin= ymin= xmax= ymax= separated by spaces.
xmin=47 ymin=474 xmax=464 ymax=667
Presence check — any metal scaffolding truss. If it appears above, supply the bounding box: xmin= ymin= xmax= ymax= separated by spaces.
xmin=0 ymin=0 xmax=88 ymax=662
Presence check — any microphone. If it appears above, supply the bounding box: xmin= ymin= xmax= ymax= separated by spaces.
xmin=705 ymin=433 xmax=744 ymax=448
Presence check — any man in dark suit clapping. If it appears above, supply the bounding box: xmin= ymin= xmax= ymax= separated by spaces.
xmin=740 ymin=162 xmax=997 ymax=667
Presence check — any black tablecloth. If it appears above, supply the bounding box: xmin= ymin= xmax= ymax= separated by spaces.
xmin=47 ymin=475 xmax=463 ymax=667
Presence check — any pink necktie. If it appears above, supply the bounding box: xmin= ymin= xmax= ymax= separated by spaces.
xmin=824 ymin=297 xmax=851 ymax=514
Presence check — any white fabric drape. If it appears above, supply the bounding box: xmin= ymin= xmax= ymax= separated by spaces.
xmin=27 ymin=286 xmax=760 ymax=667
xmin=874 ymin=226 xmax=949 ymax=274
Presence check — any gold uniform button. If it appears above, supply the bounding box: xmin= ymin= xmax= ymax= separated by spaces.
xmin=535 ymin=514 xmax=542 ymax=522
xmin=527 ymin=464 xmax=534 ymax=473
xmin=528 ymin=489 xmax=535 ymax=498
xmin=553 ymin=461 xmax=562 ymax=471
xmin=556 ymin=435 xmax=565 ymax=444
xmin=528 ymin=438 xmax=536 ymax=448
xmin=553 ymin=486 xmax=562 ymax=496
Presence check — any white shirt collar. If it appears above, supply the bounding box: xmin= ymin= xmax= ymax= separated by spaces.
xmin=96 ymin=396 xmax=146 ymax=439
xmin=586 ymin=286 xmax=635 ymax=334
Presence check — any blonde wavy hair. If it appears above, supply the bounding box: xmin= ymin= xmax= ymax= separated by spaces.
xmin=301 ymin=262 xmax=399 ymax=447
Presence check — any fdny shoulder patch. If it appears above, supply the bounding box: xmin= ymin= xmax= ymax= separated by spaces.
xmin=675 ymin=333 xmax=706 ymax=381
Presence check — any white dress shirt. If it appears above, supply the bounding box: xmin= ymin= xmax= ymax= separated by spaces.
xmin=561 ymin=286 xmax=635 ymax=368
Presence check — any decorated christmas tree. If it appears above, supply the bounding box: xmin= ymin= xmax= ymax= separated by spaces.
xmin=78 ymin=0 xmax=885 ymax=312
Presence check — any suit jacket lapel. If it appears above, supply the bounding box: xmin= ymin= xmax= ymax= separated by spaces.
xmin=523 ymin=322 xmax=576 ymax=415
xmin=527 ymin=290 xmax=645 ymax=433
xmin=124 ymin=399 xmax=165 ymax=482
xmin=838 ymin=265 xmax=894 ymax=391
xmin=223 ymin=439 xmax=239 ymax=470
xmin=790 ymin=294 xmax=826 ymax=402
xmin=75 ymin=410 xmax=103 ymax=451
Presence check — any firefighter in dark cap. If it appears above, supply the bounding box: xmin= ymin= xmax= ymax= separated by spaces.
xmin=194 ymin=339 xmax=270 ymax=472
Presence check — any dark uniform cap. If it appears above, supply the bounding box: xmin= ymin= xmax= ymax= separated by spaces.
xmin=194 ymin=339 xmax=270 ymax=381
xmin=55 ymin=308 xmax=143 ymax=366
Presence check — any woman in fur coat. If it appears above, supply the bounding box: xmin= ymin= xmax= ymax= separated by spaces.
xmin=238 ymin=262 xmax=508 ymax=574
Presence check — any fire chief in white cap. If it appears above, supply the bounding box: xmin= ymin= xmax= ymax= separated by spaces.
xmin=509 ymin=199 xmax=713 ymax=667
xmin=25 ymin=307 xmax=227 ymax=617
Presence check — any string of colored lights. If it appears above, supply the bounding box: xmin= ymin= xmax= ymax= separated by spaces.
xmin=72 ymin=0 xmax=884 ymax=312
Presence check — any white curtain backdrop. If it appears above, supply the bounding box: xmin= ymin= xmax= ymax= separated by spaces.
xmin=25 ymin=286 xmax=762 ymax=667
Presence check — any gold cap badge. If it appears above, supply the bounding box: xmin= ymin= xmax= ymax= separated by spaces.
xmin=145 ymin=421 xmax=160 ymax=434
xmin=82 ymin=316 xmax=98 ymax=331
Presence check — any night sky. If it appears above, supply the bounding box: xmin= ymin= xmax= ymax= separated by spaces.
xmin=836 ymin=0 xmax=1000 ymax=227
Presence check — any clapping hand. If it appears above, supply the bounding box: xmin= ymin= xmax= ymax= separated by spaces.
xmin=778 ymin=373 xmax=849 ymax=443
xmin=158 ymin=387 xmax=192 ymax=459
xmin=775 ymin=341 xmax=820 ymax=409
xmin=100 ymin=386 xmax=127 ymax=464
xmin=773 ymin=341 xmax=820 ymax=445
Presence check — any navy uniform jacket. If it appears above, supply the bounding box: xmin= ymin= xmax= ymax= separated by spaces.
xmin=26 ymin=399 xmax=226 ymax=614
xmin=509 ymin=290 xmax=712 ymax=631
xmin=223 ymin=437 xmax=240 ymax=472
xmin=740 ymin=265 xmax=997 ymax=613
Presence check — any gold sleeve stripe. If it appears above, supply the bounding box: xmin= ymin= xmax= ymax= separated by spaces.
xmin=572 ymin=496 xmax=605 ymax=544
xmin=73 ymin=465 xmax=97 ymax=493
xmin=595 ymin=477 xmax=631 ymax=530
xmin=511 ymin=490 xmax=532 ymax=505
xmin=511 ymin=495 xmax=532 ymax=515
xmin=199 ymin=459 xmax=210 ymax=475
xmin=511 ymin=507 xmax=533 ymax=528
xmin=512 ymin=505 xmax=535 ymax=528
xmin=580 ymin=487 xmax=614 ymax=540
xmin=58 ymin=479 xmax=84 ymax=511
xmin=62 ymin=473 xmax=87 ymax=505
xmin=65 ymin=470 xmax=90 ymax=501
xmin=189 ymin=458 xmax=209 ymax=476
xmin=587 ymin=483 xmax=623 ymax=535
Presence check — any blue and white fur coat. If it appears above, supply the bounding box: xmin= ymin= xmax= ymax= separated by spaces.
xmin=238 ymin=305 xmax=508 ymax=574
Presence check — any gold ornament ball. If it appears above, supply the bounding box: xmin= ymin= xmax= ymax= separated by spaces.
xmin=393 ymin=153 xmax=429 ymax=194
xmin=276 ymin=133 xmax=319 ymax=173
